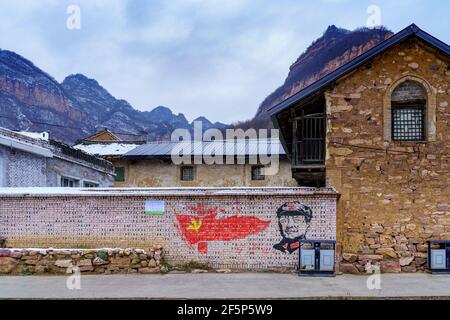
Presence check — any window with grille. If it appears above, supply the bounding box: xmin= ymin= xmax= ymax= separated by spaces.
xmin=251 ymin=165 xmax=265 ymax=181
xmin=390 ymin=80 xmax=427 ymax=142
xmin=180 ymin=166 xmax=194 ymax=181
xmin=61 ymin=176 xmax=79 ymax=188
xmin=392 ymin=105 xmax=425 ymax=141
xmin=83 ymin=181 xmax=99 ymax=188
xmin=114 ymin=167 xmax=125 ymax=182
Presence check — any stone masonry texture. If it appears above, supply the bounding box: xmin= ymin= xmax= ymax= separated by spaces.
xmin=325 ymin=38 xmax=450 ymax=273
xmin=0 ymin=188 xmax=337 ymax=270
xmin=0 ymin=247 xmax=163 ymax=275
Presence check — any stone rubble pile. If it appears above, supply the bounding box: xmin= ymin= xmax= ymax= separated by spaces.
xmin=0 ymin=247 xmax=163 ymax=275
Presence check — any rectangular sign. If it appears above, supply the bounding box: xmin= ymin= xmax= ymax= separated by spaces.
xmin=144 ymin=200 xmax=165 ymax=215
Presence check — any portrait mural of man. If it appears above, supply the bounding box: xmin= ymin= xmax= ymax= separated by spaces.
xmin=273 ymin=202 xmax=313 ymax=254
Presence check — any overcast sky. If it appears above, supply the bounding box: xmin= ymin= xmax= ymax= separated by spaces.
xmin=0 ymin=0 xmax=449 ymax=124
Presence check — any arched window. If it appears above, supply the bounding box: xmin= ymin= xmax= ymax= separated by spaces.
xmin=390 ymin=80 xmax=427 ymax=141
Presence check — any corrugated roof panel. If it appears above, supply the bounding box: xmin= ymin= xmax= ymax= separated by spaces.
xmin=124 ymin=139 xmax=286 ymax=158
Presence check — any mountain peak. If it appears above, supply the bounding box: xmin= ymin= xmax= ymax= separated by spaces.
xmin=324 ymin=25 xmax=350 ymax=37
xmin=254 ymin=25 xmax=393 ymax=117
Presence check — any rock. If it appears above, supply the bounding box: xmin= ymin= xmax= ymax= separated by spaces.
xmin=339 ymin=263 xmax=360 ymax=274
xmin=399 ymin=256 xmax=414 ymax=266
xmin=0 ymin=249 xmax=11 ymax=257
xmin=333 ymin=148 xmax=353 ymax=156
xmin=192 ymin=269 xmax=208 ymax=273
xmin=342 ymin=253 xmax=358 ymax=263
xmin=148 ymin=259 xmax=157 ymax=268
xmin=110 ymin=257 xmax=130 ymax=267
xmin=10 ymin=251 xmax=23 ymax=259
xmin=0 ymin=257 xmax=19 ymax=273
xmin=415 ymin=257 xmax=427 ymax=266
xmin=92 ymin=257 xmax=109 ymax=266
xmin=375 ymin=248 xmax=398 ymax=259
xmin=35 ymin=265 xmax=48 ymax=273
xmin=78 ymin=259 xmax=92 ymax=267
xmin=55 ymin=259 xmax=72 ymax=268
xmin=79 ymin=265 xmax=94 ymax=272
xmin=370 ymin=224 xmax=384 ymax=234
xmin=381 ymin=260 xmax=401 ymax=273
xmin=140 ymin=261 xmax=148 ymax=267
xmin=358 ymin=254 xmax=383 ymax=261
xmin=216 ymin=269 xmax=232 ymax=273
xmin=416 ymin=244 xmax=428 ymax=252
xmin=138 ymin=267 xmax=160 ymax=274
xmin=408 ymin=62 xmax=419 ymax=69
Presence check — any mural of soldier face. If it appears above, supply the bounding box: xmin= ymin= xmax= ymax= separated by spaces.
xmin=273 ymin=202 xmax=313 ymax=254
xmin=279 ymin=214 xmax=310 ymax=240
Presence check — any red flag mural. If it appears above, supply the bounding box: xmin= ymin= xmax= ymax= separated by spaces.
xmin=175 ymin=205 xmax=270 ymax=254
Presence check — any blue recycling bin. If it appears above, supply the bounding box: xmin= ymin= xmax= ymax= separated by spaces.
xmin=298 ymin=239 xmax=336 ymax=277
xmin=428 ymin=240 xmax=450 ymax=274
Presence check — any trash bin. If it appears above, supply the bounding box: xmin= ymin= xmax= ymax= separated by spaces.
xmin=298 ymin=240 xmax=336 ymax=277
xmin=428 ymin=240 xmax=450 ymax=274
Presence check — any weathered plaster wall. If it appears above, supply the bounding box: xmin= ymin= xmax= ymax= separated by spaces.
xmin=0 ymin=145 xmax=47 ymax=187
xmin=113 ymin=159 xmax=298 ymax=188
xmin=47 ymin=157 xmax=114 ymax=187
xmin=0 ymin=188 xmax=337 ymax=270
xmin=325 ymin=38 xmax=450 ymax=273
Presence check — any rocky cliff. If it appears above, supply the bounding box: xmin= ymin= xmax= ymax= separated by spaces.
xmin=0 ymin=51 xmax=226 ymax=144
xmin=241 ymin=26 xmax=393 ymax=129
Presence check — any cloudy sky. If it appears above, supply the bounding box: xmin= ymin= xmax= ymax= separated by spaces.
xmin=0 ymin=0 xmax=449 ymax=124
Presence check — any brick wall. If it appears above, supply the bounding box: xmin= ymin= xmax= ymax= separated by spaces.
xmin=0 ymin=145 xmax=47 ymax=187
xmin=0 ymin=188 xmax=337 ymax=270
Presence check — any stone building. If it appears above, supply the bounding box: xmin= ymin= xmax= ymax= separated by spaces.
xmin=269 ymin=24 xmax=450 ymax=272
xmin=0 ymin=127 xmax=115 ymax=187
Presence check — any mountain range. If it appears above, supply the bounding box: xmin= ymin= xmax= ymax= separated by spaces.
xmin=0 ymin=25 xmax=393 ymax=144
xmin=0 ymin=51 xmax=227 ymax=143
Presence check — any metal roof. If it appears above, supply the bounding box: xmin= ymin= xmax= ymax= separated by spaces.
xmin=124 ymin=139 xmax=286 ymax=158
xmin=269 ymin=24 xmax=450 ymax=117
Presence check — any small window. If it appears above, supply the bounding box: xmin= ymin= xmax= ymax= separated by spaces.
xmin=391 ymin=80 xmax=427 ymax=142
xmin=392 ymin=106 xmax=425 ymax=141
xmin=83 ymin=181 xmax=99 ymax=188
xmin=115 ymin=167 xmax=125 ymax=182
xmin=180 ymin=166 xmax=194 ymax=181
xmin=251 ymin=166 xmax=265 ymax=181
xmin=61 ymin=176 xmax=79 ymax=188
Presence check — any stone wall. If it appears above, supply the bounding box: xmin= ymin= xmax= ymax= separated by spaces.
xmin=0 ymin=188 xmax=337 ymax=270
xmin=326 ymin=38 xmax=450 ymax=273
xmin=0 ymin=247 xmax=163 ymax=275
